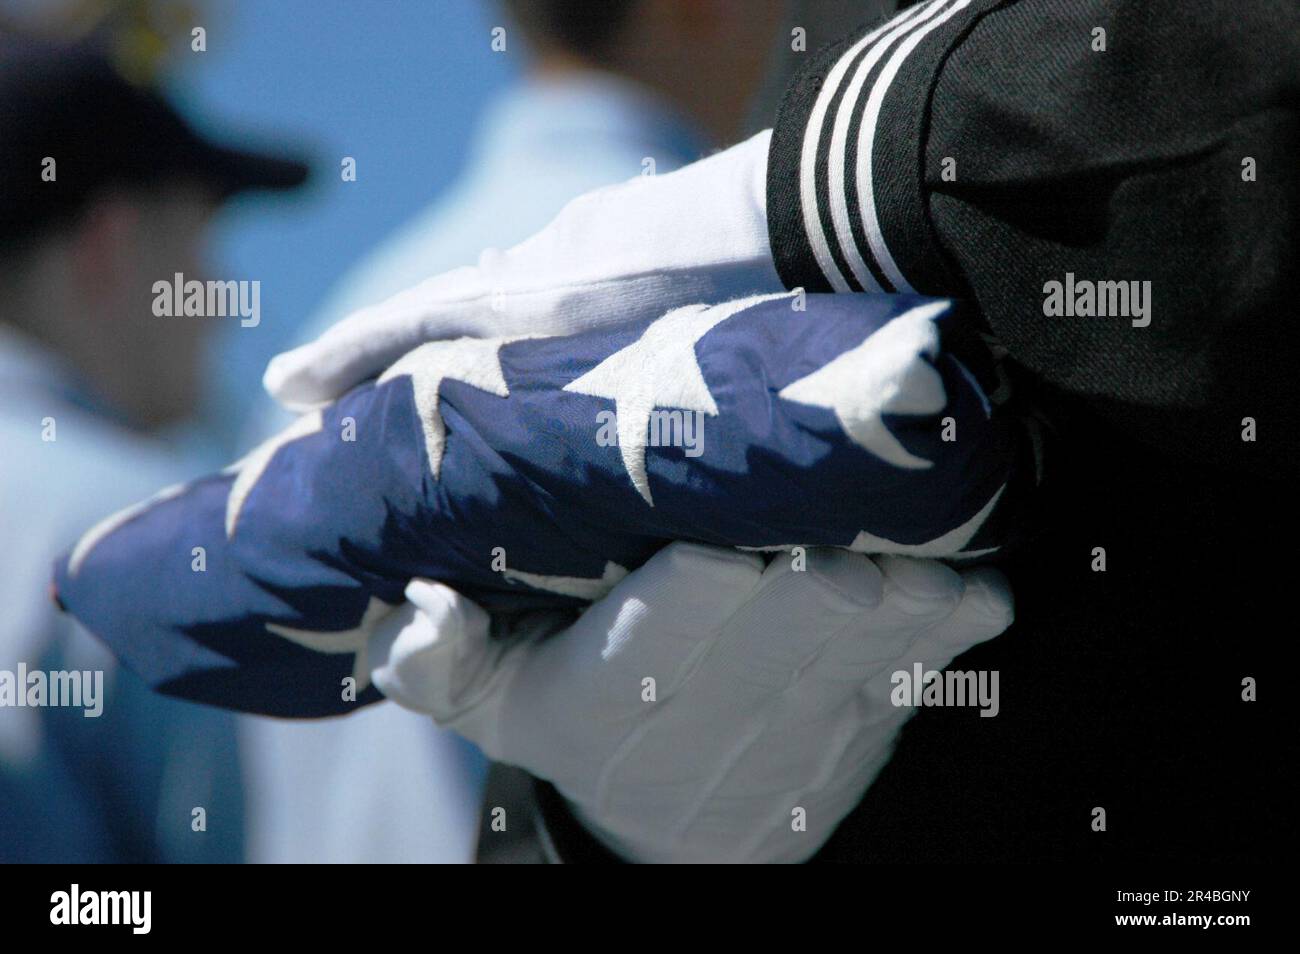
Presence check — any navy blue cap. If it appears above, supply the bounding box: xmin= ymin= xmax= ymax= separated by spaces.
xmin=0 ymin=33 xmax=309 ymax=247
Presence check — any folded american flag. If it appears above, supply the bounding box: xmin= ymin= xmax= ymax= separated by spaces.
xmin=54 ymin=292 xmax=1025 ymax=716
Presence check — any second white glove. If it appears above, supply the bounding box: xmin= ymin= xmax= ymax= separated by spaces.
xmin=368 ymin=542 xmax=1013 ymax=863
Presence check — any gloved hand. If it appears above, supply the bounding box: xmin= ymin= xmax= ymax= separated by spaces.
xmin=264 ymin=130 xmax=779 ymax=410
xmin=368 ymin=541 xmax=1013 ymax=863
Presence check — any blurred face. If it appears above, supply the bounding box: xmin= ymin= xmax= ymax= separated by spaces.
xmin=613 ymin=0 xmax=789 ymax=146
xmin=709 ymin=0 xmax=787 ymax=126
xmin=123 ymin=182 xmax=218 ymax=421
xmin=72 ymin=180 xmax=219 ymax=428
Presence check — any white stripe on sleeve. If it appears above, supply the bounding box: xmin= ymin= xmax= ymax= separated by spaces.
xmin=828 ymin=0 xmax=956 ymax=292
xmin=856 ymin=0 xmax=974 ymax=294
xmin=796 ymin=2 xmax=936 ymax=291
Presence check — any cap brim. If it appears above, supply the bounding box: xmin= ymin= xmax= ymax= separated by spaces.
xmin=200 ymin=141 xmax=311 ymax=197
xmin=130 ymin=84 xmax=312 ymax=198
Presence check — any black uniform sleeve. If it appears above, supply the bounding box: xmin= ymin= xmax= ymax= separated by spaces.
xmin=768 ymin=0 xmax=1299 ymax=477
xmin=767 ymin=0 xmax=1008 ymax=298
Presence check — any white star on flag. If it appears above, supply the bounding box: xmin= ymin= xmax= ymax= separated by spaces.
xmin=737 ymin=482 xmax=1003 ymax=559
xmin=379 ymin=337 xmax=524 ymax=479
xmin=503 ymin=560 xmax=629 ymax=600
xmin=265 ymin=596 xmax=395 ymax=692
xmin=68 ymin=481 xmax=188 ymax=576
xmin=847 ymin=483 xmax=1005 ymax=558
xmin=779 ymin=300 xmax=950 ymax=469
xmin=565 ymin=292 xmax=793 ymax=505
xmin=225 ymin=410 xmax=323 ymax=538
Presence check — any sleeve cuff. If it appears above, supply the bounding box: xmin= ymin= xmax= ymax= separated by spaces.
xmin=766 ymin=0 xmax=1005 ymax=297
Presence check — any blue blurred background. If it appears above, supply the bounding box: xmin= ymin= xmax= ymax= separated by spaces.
xmin=174 ymin=0 xmax=517 ymax=446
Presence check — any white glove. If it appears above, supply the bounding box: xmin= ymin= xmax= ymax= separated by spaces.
xmin=368 ymin=542 xmax=1013 ymax=863
xmin=264 ymin=130 xmax=780 ymax=410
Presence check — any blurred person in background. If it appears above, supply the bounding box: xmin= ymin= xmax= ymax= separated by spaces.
xmin=240 ymin=0 xmax=826 ymax=863
xmin=0 ymin=32 xmax=306 ymax=861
